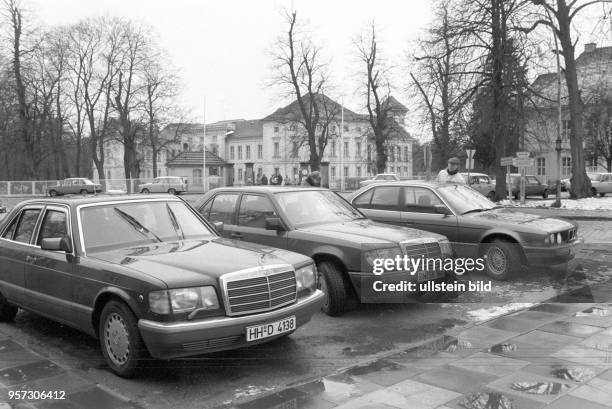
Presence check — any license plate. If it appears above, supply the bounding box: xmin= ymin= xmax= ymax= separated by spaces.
xmin=417 ymin=270 xmax=445 ymax=282
xmin=246 ymin=316 xmax=296 ymax=342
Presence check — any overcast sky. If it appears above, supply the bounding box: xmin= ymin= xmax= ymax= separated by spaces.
xmin=28 ymin=0 xmax=433 ymax=125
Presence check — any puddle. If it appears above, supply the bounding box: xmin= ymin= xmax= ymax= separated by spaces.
xmin=551 ymin=367 xmax=595 ymax=382
xmin=344 ymin=359 xmax=403 ymax=376
xmin=342 ymin=341 xmax=395 ymax=356
xmin=575 ymin=306 xmax=610 ymax=317
xmin=511 ymin=381 xmax=570 ymax=395
xmin=488 ymin=343 xmax=518 ymax=353
xmin=460 ymin=392 xmax=513 ymax=409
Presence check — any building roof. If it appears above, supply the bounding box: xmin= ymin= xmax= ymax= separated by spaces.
xmin=576 ymin=46 xmax=612 ymax=66
xmin=384 ymin=95 xmax=408 ymax=113
xmin=166 ymin=150 xmax=227 ymax=167
xmin=231 ymin=119 xmax=264 ymax=139
xmin=263 ymin=93 xmax=367 ymax=122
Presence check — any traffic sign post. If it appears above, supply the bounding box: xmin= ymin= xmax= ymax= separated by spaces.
xmin=466 ymin=149 xmax=476 ymax=185
xmin=500 ymin=157 xmax=514 ymax=201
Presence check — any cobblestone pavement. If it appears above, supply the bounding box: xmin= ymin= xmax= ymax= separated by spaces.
xmin=576 ymin=220 xmax=612 ymax=244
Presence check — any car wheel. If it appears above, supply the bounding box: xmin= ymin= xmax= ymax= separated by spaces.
xmin=600 ymin=192 xmax=606 ymax=197
xmin=167 ymin=188 xmax=176 ymax=195
xmin=141 ymin=189 xmax=150 ymax=194
xmin=487 ymin=191 xmax=495 ymax=201
xmin=592 ymin=187 xmax=597 ymax=196
xmin=316 ymin=261 xmax=349 ymax=316
xmin=0 ymin=293 xmax=18 ymax=322
xmin=99 ymin=300 xmax=146 ymax=378
xmin=80 ymin=189 xmax=88 ymax=195
xmin=542 ymin=189 xmax=549 ymax=199
xmin=481 ymin=239 xmax=522 ymax=280
xmin=49 ymin=190 xmax=57 ymax=197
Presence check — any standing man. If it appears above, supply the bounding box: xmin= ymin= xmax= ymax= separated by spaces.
xmin=436 ymin=157 xmax=466 ymax=184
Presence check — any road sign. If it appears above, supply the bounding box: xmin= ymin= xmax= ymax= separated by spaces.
xmin=514 ymin=158 xmax=534 ymax=167
xmin=516 ymin=151 xmax=530 ymax=158
xmin=500 ymin=156 xmax=514 ymax=166
xmin=466 ymin=149 xmax=476 ymax=170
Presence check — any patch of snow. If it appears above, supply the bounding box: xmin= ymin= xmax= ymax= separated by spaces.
xmin=467 ymin=303 xmax=535 ymax=321
xmin=499 ymin=197 xmax=612 ymax=211
xmin=234 ymin=385 xmax=276 ymax=400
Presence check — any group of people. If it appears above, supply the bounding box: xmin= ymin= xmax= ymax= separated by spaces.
xmin=251 ymin=171 xmax=322 ymax=187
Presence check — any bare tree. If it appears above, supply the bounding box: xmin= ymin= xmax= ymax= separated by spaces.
xmin=356 ymin=22 xmax=396 ymax=174
xmin=270 ymin=10 xmax=335 ymax=171
xmin=525 ymin=0 xmax=605 ymax=197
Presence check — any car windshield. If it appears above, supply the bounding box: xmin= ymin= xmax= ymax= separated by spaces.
xmin=437 ymin=184 xmax=498 ymax=215
xmin=275 ymin=190 xmax=365 ymax=227
xmin=83 ymin=179 xmax=95 ymax=185
xmin=80 ymin=200 xmax=215 ymax=253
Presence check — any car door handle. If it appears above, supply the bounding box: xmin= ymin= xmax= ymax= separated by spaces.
xmin=231 ymin=232 xmax=243 ymax=239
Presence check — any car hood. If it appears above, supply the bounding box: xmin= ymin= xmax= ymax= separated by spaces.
xmin=465 ymin=208 xmax=575 ymax=232
xmin=89 ymin=238 xmax=311 ymax=288
xmin=298 ymin=219 xmax=446 ymax=245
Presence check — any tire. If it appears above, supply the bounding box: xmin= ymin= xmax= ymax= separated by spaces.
xmin=99 ymin=300 xmax=146 ymax=378
xmin=542 ymin=189 xmax=549 ymax=199
xmin=600 ymin=193 xmax=606 ymax=197
xmin=513 ymin=193 xmax=519 ymax=200
xmin=167 ymin=188 xmax=176 ymax=195
xmin=0 ymin=293 xmax=18 ymax=322
xmin=48 ymin=190 xmax=57 ymax=197
xmin=592 ymin=187 xmax=597 ymax=196
xmin=80 ymin=189 xmax=88 ymax=195
xmin=487 ymin=191 xmax=495 ymax=201
xmin=481 ymin=239 xmax=522 ymax=280
xmin=316 ymin=261 xmax=350 ymax=316
xmin=141 ymin=189 xmax=150 ymax=194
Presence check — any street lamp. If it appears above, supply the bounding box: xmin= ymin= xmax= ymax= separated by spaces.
xmin=554 ymin=137 xmax=562 ymax=208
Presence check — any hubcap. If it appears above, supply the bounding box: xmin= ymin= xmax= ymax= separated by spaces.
xmin=317 ymin=273 xmax=329 ymax=308
xmin=486 ymin=247 xmax=507 ymax=275
xmin=104 ymin=312 xmax=130 ymax=366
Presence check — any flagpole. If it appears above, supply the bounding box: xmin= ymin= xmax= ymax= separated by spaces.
xmin=203 ymin=96 xmax=207 ymax=192
xmin=340 ymin=100 xmax=344 ymax=191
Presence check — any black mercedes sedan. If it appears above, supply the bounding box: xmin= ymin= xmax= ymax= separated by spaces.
xmin=347 ymin=181 xmax=582 ymax=280
xmin=0 ymin=195 xmax=323 ymax=377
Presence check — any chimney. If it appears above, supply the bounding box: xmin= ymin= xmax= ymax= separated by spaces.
xmin=585 ymin=43 xmax=596 ymax=53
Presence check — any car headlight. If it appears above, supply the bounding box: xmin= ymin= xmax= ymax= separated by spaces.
xmin=148 ymin=286 xmax=220 ymax=315
xmin=438 ymin=239 xmax=453 ymax=257
xmin=296 ymin=264 xmax=317 ymax=296
xmin=364 ymin=246 xmax=403 ymax=268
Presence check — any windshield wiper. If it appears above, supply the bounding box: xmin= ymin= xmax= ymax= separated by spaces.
xmin=166 ymin=204 xmax=185 ymax=240
xmin=113 ymin=208 xmax=162 ymax=242
xmin=461 ymin=208 xmax=487 ymax=215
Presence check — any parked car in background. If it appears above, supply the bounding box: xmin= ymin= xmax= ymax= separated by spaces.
xmin=348 ymin=181 xmax=581 ymax=280
xmin=195 ymin=187 xmax=454 ymax=316
xmin=508 ymin=174 xmax=549 ymax=199
xmin=590 ymin=172 xmax=612 ymax=197
xmin=461 ymin=172 xmax=496 ymax=200
xmin=359 ymin=173 xmax=400 ymax=187
xmin=0 ymin=195 xmax=323 ymax=377
xmin=138 ymin=176 xmax=187 ymax=194
xmin=47 ymin=178 xmax=102 ymax=196
xmin=0 ymin=204 xmax=6 ymax=213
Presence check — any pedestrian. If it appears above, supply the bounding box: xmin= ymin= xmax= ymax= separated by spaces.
xmin=284 ymin=174 xmax=290 ymax=186
xmin=261 ymin=174 xmax=268 ymax=185
xmin=270 ymin=174 xmax=279 ymax=185
xmin=301 ymin=171 xmax=321 ymax=187
xmin=277 ymin=174 xmax=283 ymax=185
xmin=436 ymin=157 xmax=465 ymax=184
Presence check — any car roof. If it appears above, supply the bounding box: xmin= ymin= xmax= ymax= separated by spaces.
xmin=357 ymin=180 xmax=453 ymax=189
xmin=460 ymin=172 xmax=489 ymax=177
xmin=208 ymin=186 xmax=326 ymax=194
xmin=14 ymin=194 xmax=181 ymax=209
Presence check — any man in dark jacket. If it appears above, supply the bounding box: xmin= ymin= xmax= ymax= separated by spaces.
xmin=301 ymin=171 xmax=321 ymax=187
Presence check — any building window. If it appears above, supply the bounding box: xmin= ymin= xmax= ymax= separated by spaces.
xmin=257 ymin=144 xmax=263 ymax=159
xmin=238 ymin=168 xmax=243 ymax=181
xmin=331 ymin=166 xmax=336 ymax=178
xmin=390 ymin=146 xmax=395 ymax=162
xmin=230 ymin=146 xmax=235 ymax=160
xmin=274 ymin=126 xmax=279 ymax=133
xmin=274 ymin=167 xmax=280 ymax=176
xmin=390 ymin=166 xmax=395 ymax=173
xmin=404 ymin=146 xmax=409 ymax=160
xmin=344 ymin=141 xmax=349 ymax=158
xmin=237 ymin=146 xmax=243 ymax=160
xmin=562 ymin=120 xmax=571 ymax=140
xmin=274 ymin=142 xmax=280 ymax=157
xmin=246 ymin=145 xmax=251 ymax=160
xmin=257 ymin=167 xmax=262 ymax=177
xmin=536 ymin=158 xmax=546 ymax=176
xmin=396 ymin=146 xmax=402 ymax=162
xmin=343 ymin=125 xmax=349 ymax=132
xmin=193 ymin=169 xmax=202 ymax=186
xmin=403 ymin=166 xmax=408 ymax=175
xmin=357 ymin=166 xmax=362 ymax=177
xmin=212 ymin=135 xmax=217 ymax=143
xmin=356 ymin=142 xmax=362 ymax=157
xmin=367 ymin=145 xmax=372 ymax=161
xmin=562 ymin=157 xmax=571 ymax=177
xmin=183 ymin=143 xmax=189 ymax=151
xmin=210 ymin=167 xmax=218 ymax=176
xmin=344 ymin=166 xmax=349 ymax=177
xmin=331 ymin=142 xmax=336 ymax=157
xmin=291 ymin=141 xmax=298 ymax=157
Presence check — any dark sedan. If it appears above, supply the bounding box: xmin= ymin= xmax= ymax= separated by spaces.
xmin=347 ymin=182 xmax=581 ymax=280
xmin=0 ymin=195 xmax=323 ymax=377
xmin=195 ymin=187 xmax=455 ymax=316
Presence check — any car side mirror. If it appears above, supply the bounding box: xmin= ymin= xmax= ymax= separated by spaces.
xmin=265 ymin=217 xmax=285 ymax=231
xmin=212 ymin=221 xmax=224 ymax=233
xmin=41 ymin=236 xmax=72 ymax=253
xmin=433 ymin=204 xmax=453 ymax=216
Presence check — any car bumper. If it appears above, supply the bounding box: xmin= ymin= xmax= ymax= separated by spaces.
xmin=523 ymin=237 xmax=583 ymax=266
xmin=138 ymin=290 xmax=324 ymax=359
